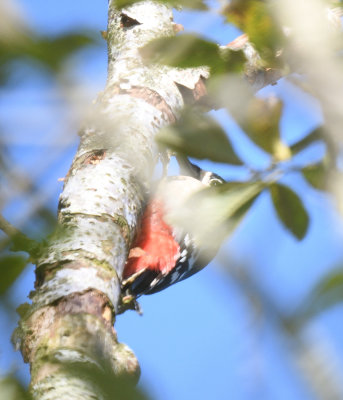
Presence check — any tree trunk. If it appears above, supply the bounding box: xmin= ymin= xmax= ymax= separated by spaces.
xmin=12 ymin=1 xmax=209 ymax=398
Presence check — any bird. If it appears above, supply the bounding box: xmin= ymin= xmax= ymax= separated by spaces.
xmin=121 ymin=157 xmax=225 ymax=304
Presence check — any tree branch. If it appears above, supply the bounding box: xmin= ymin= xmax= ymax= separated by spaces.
xmin=226 ymin=33 xmax=283 ymax=91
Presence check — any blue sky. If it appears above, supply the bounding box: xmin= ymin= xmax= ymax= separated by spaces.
xmin=1 ymin=1 xmax=343 ymax=399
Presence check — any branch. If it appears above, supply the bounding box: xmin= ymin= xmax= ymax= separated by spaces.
xmin=185 ymin=4 xmax=343 ymax=108
xmin=223 ymin=6 xmax=343 ymax=92
xmin=226 ymin=34 xmax=283 ymax=91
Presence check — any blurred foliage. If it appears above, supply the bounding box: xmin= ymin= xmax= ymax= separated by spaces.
xmin=0 ymin=31 xmax=97 ymax=81
xmin=0 ymin=375 xmax=31 ymax=400
xmin=239 ymin=97 xmax=291 ymax=161
xmin=171 ymin=181 xmax=263 ymax=247
xmin=0 ymin=255 xmax=29 ymax=295
xmin=295 ymin=267 xmax=343 ymax=323
xmin=223 ymin=0 xmax=285 ymax=67
xmin=156 ymin=109 xmax=242 ymax=164
xmin=301 ymin=161 xmax=328 ymax=191
xmin=141 ymin=34 xmax=245 ymax=75
xmin=0 ymin=1 xmax=100 ymax=86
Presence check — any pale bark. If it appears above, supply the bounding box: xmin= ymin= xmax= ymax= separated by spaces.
xmin=13 ymin=1 xmax=207 ymax=398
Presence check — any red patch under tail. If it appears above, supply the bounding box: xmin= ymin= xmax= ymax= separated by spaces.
xmin=123 ymin=200 xmax=180 ymax=279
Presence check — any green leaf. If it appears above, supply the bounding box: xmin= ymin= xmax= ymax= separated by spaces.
xmin=0 ymin=255 xmax=29 ymax=295
xmin=240 ymin=97 xmax=290 ymax=160
xmin=302 ymin=162 xmax=327 ymax=190
xmin=290 ymin=127 xmax=324 ymax=155
xmin=224 ymin=0 xmax=284 ymax=67
xmin=169 ymin=181 xmax=263 ymax=250
xmin=269 ymin=183 xmax=309 ymax=240
xmin=116 ymin=0 xmax=207 ymax=10
xmin=156 ymin=110 xmax=242 ymax=165
xmin=208 ymin=74 xmax=254 ymax=119
xmin=219 ymin=47 xmax=246 ymax=73
xmin=140 ymin=34 xmax=245 ymax=75
xmin=0 ymin=30 xmax=98 ymax=78
xmin=26 ymin=32 xmax=97 ymax=72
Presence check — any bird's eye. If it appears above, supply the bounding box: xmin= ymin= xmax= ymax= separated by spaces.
xmin=210 ymin=179 xmax=222 ymax=187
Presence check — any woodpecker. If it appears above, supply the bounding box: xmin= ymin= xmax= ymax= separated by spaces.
xmin=122 ymin=157 xmax=225 ymax=299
